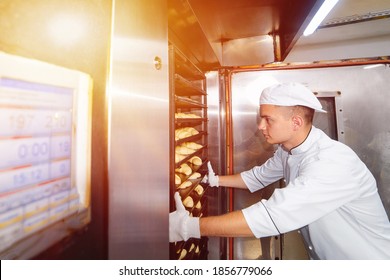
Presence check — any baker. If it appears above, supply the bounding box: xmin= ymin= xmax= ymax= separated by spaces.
xmin=169 ymin=82 xmax=390 ymax=259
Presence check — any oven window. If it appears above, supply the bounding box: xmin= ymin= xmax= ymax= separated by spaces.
xmin=314 ymin=97 xmax=338 ymax=140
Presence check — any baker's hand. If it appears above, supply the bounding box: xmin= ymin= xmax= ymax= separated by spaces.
xmin=201 ymin=162 xmax=219 ymax=187
xmin=169 ymin=192 xmax=200 ymax=242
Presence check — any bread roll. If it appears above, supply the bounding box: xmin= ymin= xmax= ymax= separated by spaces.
xmin=187 ymin=113 xmax=201 ymax=118
xmin=175 ymin=112 xmax=184 ymax=119
xmin=185 ymin=127 xmax=199 ymax=135
xmin=188 ymin=172 xmax=201 ymax=179
xmin=183 ymin=196 xmax=194 ymax=208
xmin=175 ymin=129 xmax=191 ymax=140
xmin=194 ymin=184 xmax=204 ymax=195
xmin=178 ymin=249 xmax=187 ymax=260
xmin=175 ymin=153 xmax=186 ymax=163
xmin=175 ymin=163 xmax=192 ymax=175
xmin=178 ymin=180 xmax=191 ymax=189
xmin=189 ymin=156 xmax=202 ymax=166
xmin=175 ymin=112 xmax=201 ymax=119
xmin=175 ymin=174 xmax=181 ymax=185
xmin=183 ymin=142 xmax=203 ymax=150
xmin=175 ymin=145 xmax=196 ymax=155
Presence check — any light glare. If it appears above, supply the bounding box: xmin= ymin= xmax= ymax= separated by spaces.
xmin=304 ymin=0 xmax=339 ymax=36
xmin=49 ymin=15 xmax=86 ymax=45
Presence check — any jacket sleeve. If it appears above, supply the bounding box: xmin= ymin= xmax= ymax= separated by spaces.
xmin=242 ymin=151 xmax=372 ymax=238
xmin=240 ymin=146 xmax=284 ymax=192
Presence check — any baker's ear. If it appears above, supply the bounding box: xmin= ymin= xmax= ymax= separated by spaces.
xmin=292 ymin=115 xmax=304 ymax=131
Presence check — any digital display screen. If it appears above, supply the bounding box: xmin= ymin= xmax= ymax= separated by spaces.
xmin=0 ymin=77 xmax=83 ymax=252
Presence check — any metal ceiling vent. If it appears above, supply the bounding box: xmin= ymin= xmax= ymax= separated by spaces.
xmin=320 ymin=8 xmax=390 ymax=28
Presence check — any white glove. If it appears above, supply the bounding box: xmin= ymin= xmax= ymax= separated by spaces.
xmin=169 ymin=192 xmax=200 ymax=242
xmin=201 ymin=162 xmax=219 ymax=187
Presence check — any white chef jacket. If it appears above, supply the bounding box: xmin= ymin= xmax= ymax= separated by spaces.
xmin=241 ymin=126 xmax=390 ymax=259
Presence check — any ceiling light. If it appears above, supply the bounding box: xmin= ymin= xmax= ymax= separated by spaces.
xmin=304 ymin=0 xmax=339 ymax=36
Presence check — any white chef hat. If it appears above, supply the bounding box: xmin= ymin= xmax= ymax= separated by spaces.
xmin=260 ymin=82 xmax=326 ymax=113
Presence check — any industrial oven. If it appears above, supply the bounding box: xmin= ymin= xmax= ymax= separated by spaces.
xmin=206 ymin=60 xmax=390 ymax=259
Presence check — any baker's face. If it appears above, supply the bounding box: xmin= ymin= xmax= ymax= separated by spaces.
xmin=258 ymin=104 xmax=294 ymax=146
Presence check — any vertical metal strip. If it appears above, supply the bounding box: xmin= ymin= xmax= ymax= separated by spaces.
xmin=224 ymin=69 xmax=235 ymax=260
xmin=216 ymin=70 xmax=228 ymax=259
xmin=168 ymin=45 xmax=176 ymax=213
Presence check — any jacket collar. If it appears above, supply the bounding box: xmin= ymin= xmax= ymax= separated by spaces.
xmin=289 ymin=126 xmax=320 ymax=155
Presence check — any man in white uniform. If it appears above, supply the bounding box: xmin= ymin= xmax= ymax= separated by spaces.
xmin=169 ymin=82 xmax=390 ymax=259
